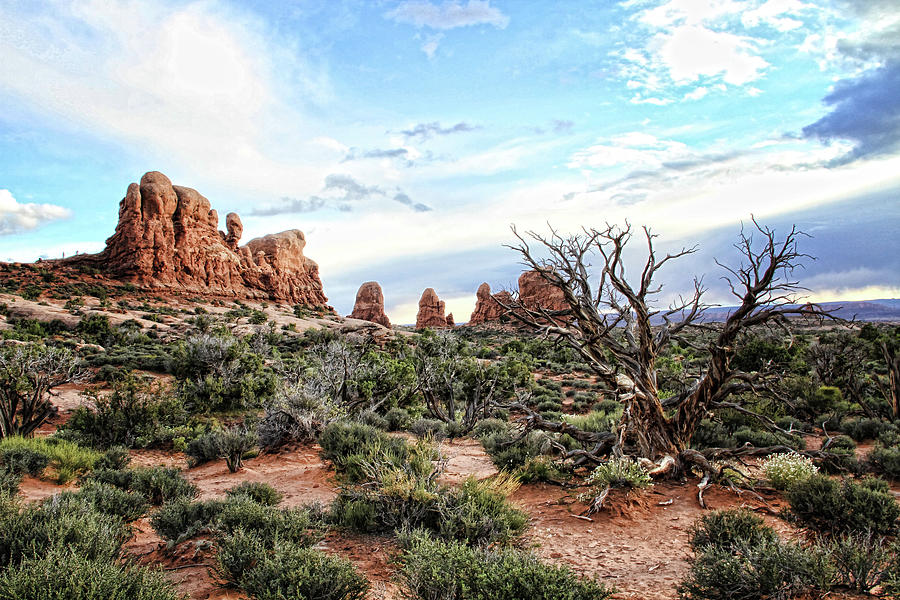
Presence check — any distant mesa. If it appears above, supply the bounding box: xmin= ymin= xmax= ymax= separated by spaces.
xmin=348 ymin=281 xmax=391 ymax=328
xmin=65 ymin=171 xmax=329 ymax=307
xmin=416 ymin=287 xmax=452 ymax=329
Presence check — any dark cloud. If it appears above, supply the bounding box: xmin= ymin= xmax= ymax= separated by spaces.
xmin=342 ymin=147 xmax=410 ymax=162
xmin=551 ymin=119 xmax=574 ymax=134
xmin=802 ymin=61 xmax=900 ymax=164
xmin=250 ymin=175 xmax=428 ymax=216
xmin=400 ymin=121 xmax=480 ymax=140
xmin=801 ymin=4 xmax=900 ymax=164
xmin=393 ymin=192 xmax=433 ymax=212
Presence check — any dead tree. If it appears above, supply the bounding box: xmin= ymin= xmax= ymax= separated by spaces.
xmin=0 ymin=343 xmax=81 ymax=438
xmin=500 ymin=219 xmax=830 ymax=476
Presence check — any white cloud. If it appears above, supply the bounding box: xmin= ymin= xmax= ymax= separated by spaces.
xmin=386 ymin=1 xmax=509 ymax=30
xmin=741 ymin=0 xmax=809 ymax=32
xmin=421 ymin=33 xmax=444 ymax=58
xmin=639 ymin=0 xmax=743 ymax=28
xmin=683 ymin=86 xmax=708 ymax=100
xmin=653 ymin=26 xmax=768 ymax=85
xmin=0 ymin=190 xmax=71 ymax=236
xmin=568 ymin=133 xmax=689 ymax=169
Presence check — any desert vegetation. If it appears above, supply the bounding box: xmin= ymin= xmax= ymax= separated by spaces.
xmin=0 ymin=221 xmax=899 ymax=599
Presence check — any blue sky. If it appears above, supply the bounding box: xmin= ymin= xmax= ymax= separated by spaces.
xmin=1 ymin=0 xmax=898 ymax=323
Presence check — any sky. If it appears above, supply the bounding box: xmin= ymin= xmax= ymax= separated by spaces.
xmin=0 ymin=0 xmax=898 ymax=324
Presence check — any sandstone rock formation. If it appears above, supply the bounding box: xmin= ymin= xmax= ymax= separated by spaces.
xmin=518 ymin=269 xmax=567 ymax=314
xmin=68 ymin=171 xmax=329 ymax=306
xmin=445 ymin=313 xmax=455 ymax=327
xmin=416 ymin=288 xmax=450 ymax=329
xmin=348 ymin=281 xmax=391 ymax=328
xmin=468 ymin=282 xmax=512 ymax=324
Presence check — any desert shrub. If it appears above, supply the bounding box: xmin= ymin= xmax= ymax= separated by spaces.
xmin=185 ymin=427 xmax=257 ymax=472
xmin=385 ymin=407 xmax=412 ymax=431
xmin=564 ymin=409 xmax=621 ymax=434
xmin=471 ymin=418 xmax=507 ymax=438
xmin=0 ymin=549 xmax=183 ymax=600
xmin=760 ymin=453 xmax=819 ymax=490
xmin=787 ymin=474 xmax=900 ymax=535
xmin=65 ymin=481 xmax=149 ymax=521
xmin=225 ymin=481 xmax=283 ymax=506
xmin=688 ymin=509 xmax=777 ymax=552
xmin=775 ymin=415 xmax=812 ymax=433
xmin=0 ymin=445 xmax=49 ymax=476
xmin=841 ymin=417 xmax=894 ymax=442
xmin=733 ymin=426 xmax=804 ymax=450
xmin=0 ymin=467 xmax=21 ymax=495
xmin=678 ymin=537 xmax=831 ymax=600
xmin=65 ymin=376 xmax=187 ymax=449
xmin=221 ymin=427 xmax=257 ymax=473
xmin=584 ymin=457 xmax=651 ymax=490
xmin=221 ymin=538 xmax=369 ymax=600
xmin=0 ymin=495 xmax=128 ymax=568
xmin=410 ymin=417 xmax=448 ymax=440
xmin=435 ymin=475 xmax=528 ymax=546
xmin=87 ymin=466 xmax=198 ymax=505
xmin=185 ymin=430 xmax=223 ymax=466
xmin=319 ymin=420 xmax=410 ymax=480
xmin=828 ymin=531 xmax=898 ymax=592
xmin=215 ymin=499 xmax=319 ymax=546
xmin=95 ymin=445 xmax=132 ymax=470
xmin=691 ymin=420 xmax=735 ymax=449
xmin=170 ymin=332 xmax=276 ymax=412
xmin=397 ymin=529 xmax=613 ymax=600
xmin=150 ymin=497 xmax=226 ymax=542
xmin=869 ymin=444 xmax=900 ymax=479
xmin=828 ymin=434 xmax=858 ymax=452
xmin=0 ymin=436 xmax=100 ymax=484
xmin=257 ymin=387 xmax=331 ymax=450
xmin=358 ymin=410 xmax=389 ymax=430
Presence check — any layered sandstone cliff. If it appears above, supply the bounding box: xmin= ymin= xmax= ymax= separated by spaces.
xmin=68 ymin=171 xmax=329 ymax=306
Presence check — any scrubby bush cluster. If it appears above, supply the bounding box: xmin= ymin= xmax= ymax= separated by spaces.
xmin=760 ymin=452 xmax=819 ymax=490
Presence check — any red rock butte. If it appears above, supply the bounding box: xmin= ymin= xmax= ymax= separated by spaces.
xmin=416 ymin=287 xmax=452 ymax=329
xmin=65 ymin=171 xmax=329 ymax=307
xmin=348 ymin=281 xmax=391 ymax=328
xmin=468 ymin=282 xmax=513 ymax=324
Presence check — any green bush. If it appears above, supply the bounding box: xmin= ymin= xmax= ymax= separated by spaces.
xmin=87 ymin=467 xmax=198 ymax=505
xmin=787 ymin=474 xmax=900 ymax=535
xmin=397 ymin=529 xmax=614 ymax=600
xmin=410 ymin=417 xmax=448 ymax=440
xmin=64 ymin=481 xmax=149 ymax=521
xmin=318 ymin=421 xmax=410 ymax=481
xmin=760 ymin=453 xmax=818 ymax=490
xmin=95 ymin=446 xmax=132 ymax=471
xmin=385 ymin=407 xmax=412 ymax=431
xmin=841 ymin=417 xmax=895 ymax=442
xmin=220 ymin=427 xmax=257 ymax=473
xmin=222 ymin=539 xmax=369 ymax=600
xmin=0 ymin=445 xmax=49 ymax=476
xmin=215 ymin=499 xmax=319 ymax=546
xmin=435 ymin=476 xmax=528 ymax=547
xmin=733 ymin=426 xmax=804 ymax=450
xmin=64 ymin=376 xmax=187 ymax=449
xmin=688 ymin=509 xmax=777 ymax=552
xmin=828 ymin=531 xmax=898 ymax=592
xmin=869 ymin=444 xmax=900 ymax=479
xmin=584 ymin=457 xmax=651 ymax=490
xmin=0 ymin=549 xmax=183 ymax=600
xmin=0 ymin=436 xmax=100 ymax=484
xmin=225 ymin=481 xmax=283 ymax=506
xmin=678 ymin=537 xmax=831 ymax=600
xmin=184 ymin=430 xmax=222 ymax=467
xmin=150 ymin=497 xmax=225 ymax=542
xmin=0 ymin=467 xmax=21 ymax=495
xmin=0 ymin=495 xmax=128 ymax=568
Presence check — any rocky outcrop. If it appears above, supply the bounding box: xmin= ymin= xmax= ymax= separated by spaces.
xmin=348 ymin=281 xmax=391 ymax=328
xmin=68 ymin=171 xmax=329 ymax=307
xmin=416 ymin=288 xmax=450 ymax=329
xmin=468 ymin=282 xmax=512 ymax=324
xmin=445 ymin=313 xmax=455 ymax=327
xmin=518 ymin=269 xmax=567 ymax=314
